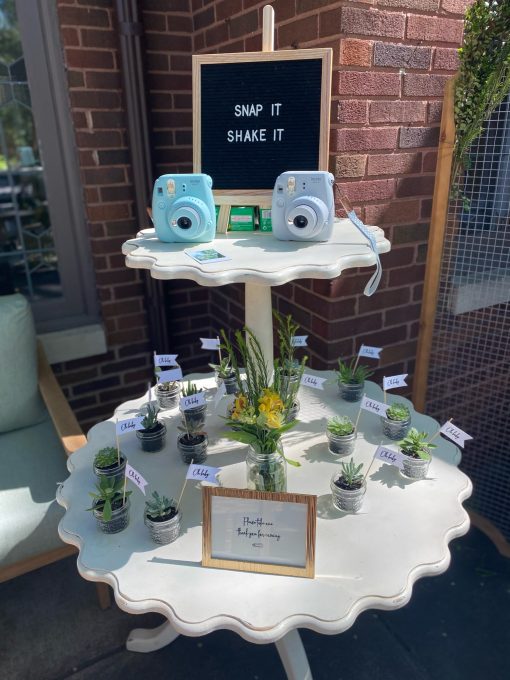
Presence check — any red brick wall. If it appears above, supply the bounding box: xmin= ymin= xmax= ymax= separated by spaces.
xmin=55 ymin=0 xmax=153 ymax=432
xmin=52 ymin=0 xmax=470 ymax=432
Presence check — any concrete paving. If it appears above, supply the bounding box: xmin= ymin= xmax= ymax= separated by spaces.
xmin=1 ymin=526 xmax=509 ymax=680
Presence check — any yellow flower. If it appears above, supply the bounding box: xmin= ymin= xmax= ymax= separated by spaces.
xmin=258 ymin=389 xmax=283 ymax=412
xmin=266 ymin=410 xmax=284 ymax=429
xmin=234 ymin=395 xmax=248 ymax=412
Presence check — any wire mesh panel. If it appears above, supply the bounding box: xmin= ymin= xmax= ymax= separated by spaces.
xmin=426 ymin=94 xmax=510 ymax=541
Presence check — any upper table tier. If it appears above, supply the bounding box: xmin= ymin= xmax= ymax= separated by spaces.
xmin=122 ymin=220 xmax=390 ymax=287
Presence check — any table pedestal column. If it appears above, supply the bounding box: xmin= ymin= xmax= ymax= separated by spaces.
xmin=245 ymin=282 xmax=273 ymax=369
xmin=275 ymin=630 xmax=313 ymax=680
xmin=126 ymin=620 xmax=179 ymax=653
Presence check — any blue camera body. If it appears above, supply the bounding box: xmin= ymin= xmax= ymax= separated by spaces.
xmin=152 ymin=173 xmax=216 ymax=243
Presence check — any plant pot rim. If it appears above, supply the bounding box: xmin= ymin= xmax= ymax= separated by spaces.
xmin=145 ymin=506 xmax=180 ymax=524
xmin=400 ymin=447 xmax=431 ymax=461
xmin=178 ymin=432 xmax=207 ymax=445
xmin=93 ymin=454 xmax=126 ymax=471
xmin=138 ymin=421 xmax=166 ymax=435
xmin=327 ymin=428 xmax=356 ymax=438
xmin=93 ymin=495 xmax=130 ymax=517
xmin=331 ymin=474 xmax=366 ymax=493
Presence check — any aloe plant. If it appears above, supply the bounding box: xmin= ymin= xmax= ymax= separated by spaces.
xmin=339 ymin=458 xmax=364 ymax=488
xmin=87 ymin=476 xmax=131 ymax=521
xmin=337 ymin=359 xmax=373 ymax=385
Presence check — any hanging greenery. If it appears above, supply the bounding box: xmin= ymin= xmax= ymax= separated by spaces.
xmin=453 ymin=0 xmax=510 ymax=187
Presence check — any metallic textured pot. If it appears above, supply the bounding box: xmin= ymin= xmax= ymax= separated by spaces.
xmin=136 ymin=422 xmax=166 ymax=452
xmin=93 ymin=497 xmax=130 ymax=534
xmin=145 ymin=508 xmax=181 ymax=545
xmin=400 ymin=450 xmax=431 ymax=480
xmin=330 ymin=474 xmax=366 ymax=513
xmin=338 ymin=380 xmax=364 ymax=402
xmin=177 ymin=433 xmax=208 ymax=464
xmin=381 ymin=414 xmax=411 ymax=440
xmin=327 ymin=430 xmax=356 ymax=457
xmin=155 ymin=382 xmax=181 ymax=410
xmin=216 ymin=372 xmax=239 ymax=395
xmin=93 ymin=456 xmax=126 ymax=487
xmin=285 ymin=399 xmax=300 ymax=423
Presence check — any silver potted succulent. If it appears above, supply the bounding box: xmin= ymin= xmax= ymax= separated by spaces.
xmin=381 ymin=402 xmax=411 ymax=440
xmin=336 ymin=359 xmax=373 ymax=402
xmin=154 ymin=378 xmax=181 ymax=410
xmin=330 ymin=458 xmax=366 ymax=513
xmin=326 ymin=416 xmax=356 ymax=457
xmin=92 ymin=446 xmax=126 ymax=486
xmin=273 ymin=311 xmax=307 ymax=424
xmin=181 ymin=381 xmax=207 ymax=432
xmin=398 ymin=428 xmax=436 ymax=480
xmin=144 ymin=491 xmax=181 ymax=545
xmin=136 ymin=402 xmax=166 ymax=452
xmin=209 ymin=357 xmax=239 ymax=395
xmin=87 ymin=476 xmax=131 ymax=534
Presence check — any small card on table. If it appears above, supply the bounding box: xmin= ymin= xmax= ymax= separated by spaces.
xmin=202 ymin=487 xmax=316 ymax=578
xmin=186 ymin=248 xmax=230 ymax=264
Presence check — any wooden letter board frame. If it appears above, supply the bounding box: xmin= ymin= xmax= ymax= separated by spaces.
xmin=192 ymin=48 xmax=332 ymax=208
xmin=202 ymin=486 xmax=317 ymax=578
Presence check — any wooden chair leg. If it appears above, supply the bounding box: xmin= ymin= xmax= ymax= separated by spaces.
xmin=96 ymin=582 xmax=111 ymax=609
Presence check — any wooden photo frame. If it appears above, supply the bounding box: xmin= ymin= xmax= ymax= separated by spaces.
xmin=202 ymin=486 xmax=316 ymax=578
xmin=192 ymin=49 xmax=332 ymax=205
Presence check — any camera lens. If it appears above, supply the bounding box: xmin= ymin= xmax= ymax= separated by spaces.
xmin=177 ymin=216 xmax=192 ymax=230
xmin=293 ymin=215 xmax=308 ymax=229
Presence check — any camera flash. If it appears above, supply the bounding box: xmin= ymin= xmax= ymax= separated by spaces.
xmin=287 ymin=176 xmax=296 ymax=192
xmin=166 ymin=179 xmax=176 ymax=195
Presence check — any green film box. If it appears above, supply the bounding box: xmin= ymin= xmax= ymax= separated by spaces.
xmin=229 ymin=206 xmax=255 ymax=231
xmin=215 ymin=205 xmax=220 ymax=222
xmin=259 ymin=207 xmax=272 ymax=232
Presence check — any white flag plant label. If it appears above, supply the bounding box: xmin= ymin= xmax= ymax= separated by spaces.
xmin=440 ymin=421 xmax=473 ymax=448
xmin=125 ymin=463 xmax=148 ymax=494
xmin=116 ymin=417 xmax=144 ymax=435
xmin=291 ymin=335 xmax=308 ymax=347
xmin=383 ymin=374 xmax=408 ymax=391
xmin=360 ymin=395 xmax=389 ymax=417
xmin=358 ymin=344 xmax=382 ymax=359
xmin=154 ymin=354 xmax=179 ymax=367
xmin=200 ymin=337 xmax=220 ymax=350
xmin=186 ymin=464 xmax=220 ymax=485
xmin=300 ymin=373 xmax=327 ymax=390
xmin=180 ymin=391 xmax=207 ymax=412
xmin=213 ymin=381 xmax=227 ymax=408
xmin=157 ymin=367 xmax=183 ymax=383
xmin=374 ymin=445 xmax=405 ymax=470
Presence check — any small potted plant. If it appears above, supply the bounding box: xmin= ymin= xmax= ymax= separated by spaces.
xmin=209 ymin=357 xmax=239 ymax=395
xmin=177 ymin=424 xmax=208 ymax=464
xmin=154 ymin=374 xmax=181 ymax=410
xmin=382 ymin=402 xmax=411 ymax=440
xmin=273 ymin=311 xmax=307 ymax=423
xmin=181 ymin=381 xmax=207 ymax=432
xmin=136 ymin=402 xmax=166 ymax=452
xmin=336 ymin=359 xmax=373 ymax=402
xmin=144 ymin=491 xmax=181 ymax=545
xmin=398 ymin=428 xmax=436 ymax=480
xmin=330 ymin=458 xmax=366 ymax=513
xmin=87 ymin=476 xmax=131 ymax=534
xmin=92 ymin=446 xmax=126 ymax=486
xmin=326 ymin=416 xmax=356 ymax=457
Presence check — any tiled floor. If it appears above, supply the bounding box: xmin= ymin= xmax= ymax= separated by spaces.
xmin=1 ymin=526 xmax=509 ymax=680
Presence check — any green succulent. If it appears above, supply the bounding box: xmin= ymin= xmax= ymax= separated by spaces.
xmin=340 ymin=458 xmax=364 ymax=487
xmin=337 ymin=359 xmax=373 ymax=385
xmin=327 ymin=416 xmax=355 ymax=437
xmin=399 ymin=428 xmax=436 ymax=460
xmin=181 ymin=381 xmax=203 ymax=397
xmin=94 ymin=446 xmax=122 ymax=469
xmin=140 ymin=402 xmax=160 ymax=430
xmin=157 ymin=380 xmax=179 ymax=393
xmin=386 ymin=403 xmax=411 ymax=422
xmin=87 ymin=476 xmax=131 ymax=521
xmin=145 ymin=491 xmax=176 ymax=520
xmin=209 ymin=356 xmax=234 ymax=379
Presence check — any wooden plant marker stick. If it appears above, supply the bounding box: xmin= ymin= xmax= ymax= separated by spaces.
xmin=354 ymin=394 xmax=365 ymax=432
xmin=363 ymin=442 xmax=383 ymax=484
xmin=176 ymin=458 xmax=194 ymax=510
xmin=383 ymin=382 xmax=387 ymax=405
xmin=352 ymin=351 xmax=360 ymax=374
xmin=430 ymin=418 xmax=452 ymax=443
xmin=115 ymin=418 xmax=121 ymax=466
xmin=217 ymin=336 xmax=222 ymax=362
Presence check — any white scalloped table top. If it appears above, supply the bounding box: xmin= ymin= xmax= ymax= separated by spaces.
xmin=121 ymin=220 xmax=390 ymax=286
xmin=57 ymin=372 xmax=471 ymax=644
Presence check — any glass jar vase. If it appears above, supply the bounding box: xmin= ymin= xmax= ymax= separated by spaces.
xmin=246 ymin=442 xmax=287 ymax=492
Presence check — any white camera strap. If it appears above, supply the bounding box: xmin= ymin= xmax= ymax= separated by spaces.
xmin=335 ymin=188 xmax=382 ymax=297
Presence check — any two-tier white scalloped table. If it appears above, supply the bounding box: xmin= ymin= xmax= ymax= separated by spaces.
xmin=57 ymin=374 xmax=472 ymax=680
xmin=121 ymin=219 xmax=390 ymax=365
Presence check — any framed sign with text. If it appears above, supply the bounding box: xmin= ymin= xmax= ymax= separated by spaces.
xmin=192 ymin=49 xmax=332 ymax=200
xmin=202 ymin=487 xmax=316 ymax=578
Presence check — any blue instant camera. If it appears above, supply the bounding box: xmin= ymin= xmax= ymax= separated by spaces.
xmin=152 ymin=173 xmax=216 ymax=243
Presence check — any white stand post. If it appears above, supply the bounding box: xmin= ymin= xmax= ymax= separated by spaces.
xmin=126 ymin=620 xmax=180 ymax=653
xmin=275 ymin=630 xmax=313 ymax=680
xmin=245 ymin=282 xmax=273 ymax=369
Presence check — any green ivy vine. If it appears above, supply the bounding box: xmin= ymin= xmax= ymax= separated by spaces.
xmin=453 ymin=0 xmax=510 ymax=189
